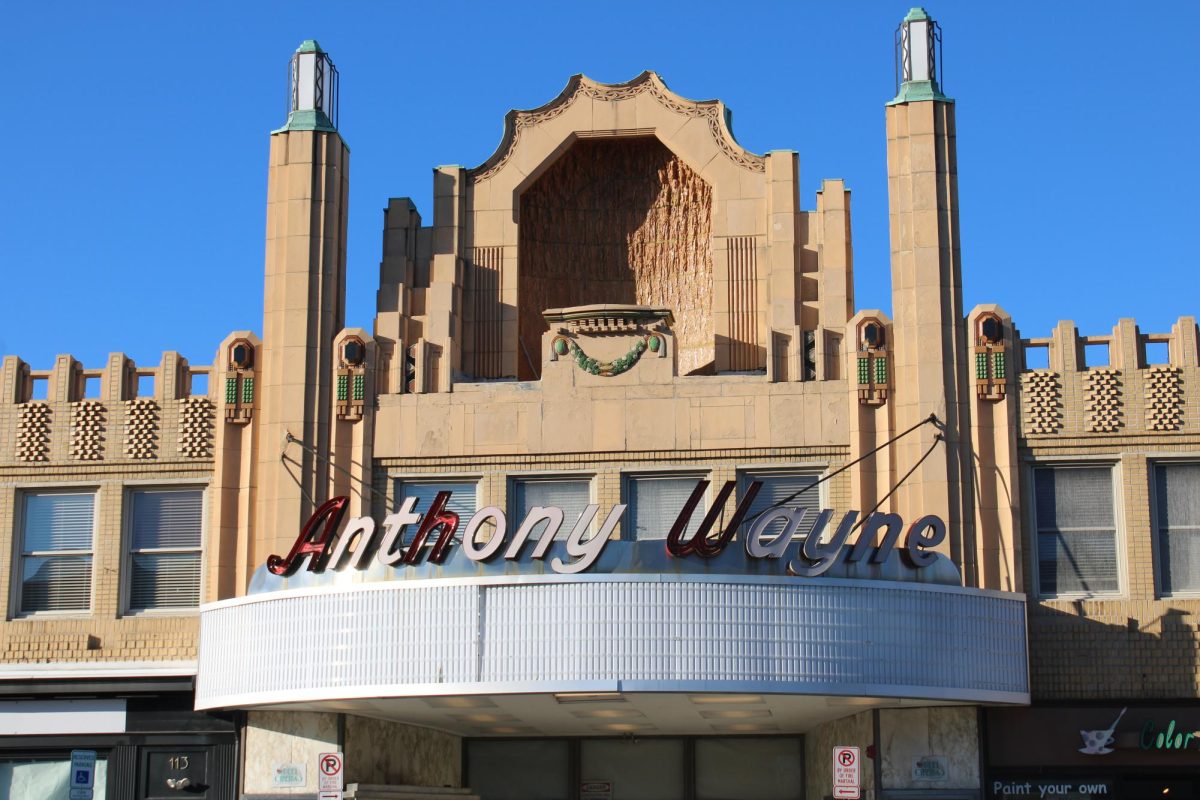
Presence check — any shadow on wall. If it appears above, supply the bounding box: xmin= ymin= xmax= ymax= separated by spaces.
xmin=1029 ymin=603 xmax=1200 ymax=701
xmin=513 ymin=137 xmax=714 ymax=380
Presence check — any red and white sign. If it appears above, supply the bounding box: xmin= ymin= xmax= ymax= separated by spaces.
xmin=318 ymin=752 xmax=343 ymax=792
xmin=833 ymin=746 xmax=860 ymax=799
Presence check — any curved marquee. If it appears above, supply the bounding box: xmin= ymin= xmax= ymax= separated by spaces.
xmin=196 ymin=574 xmax=1028 ymax=711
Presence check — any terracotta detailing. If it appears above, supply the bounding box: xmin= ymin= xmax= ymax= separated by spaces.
xmin=518 ymin=138 xmax=713 ymax=378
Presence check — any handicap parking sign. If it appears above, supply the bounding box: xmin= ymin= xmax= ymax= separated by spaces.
xmin=70 ymin=750 xmax=96 ymax=798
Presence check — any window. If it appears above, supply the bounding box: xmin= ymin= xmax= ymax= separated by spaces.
xmin=467 ymin=740 xmax=568 ymax=800
xmin=18 ymin=492 xmax=95 ymax=614
xmin=127 ymin=488 xmax=204 ymax=611
xmin=1033 ymin=466 xmax=1119 ymax=597
xmin=394 ymin=479 xmax=478 ymax=544
xmin=625 ymin=474 xmax=706 ymax=540
xmin=739 ymin=471 xmax=822 ymax=539
xmin=0 ymin=757 xmax=108 ymax=799
xmin=1154 ymin=462 xmax=1200 ymax=595
xmin=512 ymin=477 xmax=591 ymax=539
xmin=581 ymin=738 xmax=685 ymax=800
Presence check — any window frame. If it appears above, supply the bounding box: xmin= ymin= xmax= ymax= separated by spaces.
xmin=13 ymin=488 xmax=99 ymax=618
xmin=735 ymin=466 xmax=828 ymax=542
xmin=1149 ymin=458 xmax=1200 ymax=599
xmin=1027 ymin=460 xmax=1125 ymax=601
xmin=621 ymin=470 xmax=710 ymax=542
xmin=121 ymin=483 xmax=208 ymax=616
xmin=507 ymin=473 xmax=596 ymax=539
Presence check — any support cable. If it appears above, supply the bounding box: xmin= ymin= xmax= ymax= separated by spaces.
xmin=848 ymin=433 xmax=944 ymax=534
xmin=282 ymin=432 xmax=392 ymax=506
xmin=740 ymin=412 xmax=940 ymax=528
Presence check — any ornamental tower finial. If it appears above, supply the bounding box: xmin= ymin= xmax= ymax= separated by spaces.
xmin=890 ymin=8 xmax=951 ymax=105
xmin=277 ymin=40 xmax=339 ymax=132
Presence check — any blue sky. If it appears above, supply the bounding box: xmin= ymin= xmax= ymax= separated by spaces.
xmin=3 ymin=2 xmax=1197 ymax=371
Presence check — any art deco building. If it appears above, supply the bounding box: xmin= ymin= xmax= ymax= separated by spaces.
xmin=0 ymin=9 xmax=1197 ymax=800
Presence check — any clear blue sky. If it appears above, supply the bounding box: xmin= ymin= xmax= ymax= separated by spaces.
xmin=3 ymin=1 xmax=1197 ymax=371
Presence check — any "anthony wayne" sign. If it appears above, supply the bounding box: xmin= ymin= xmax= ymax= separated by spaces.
xmin=267 ymin=480 xmax=948 ymax=577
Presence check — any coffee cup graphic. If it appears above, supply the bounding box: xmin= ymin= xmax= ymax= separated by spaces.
xmin=1079 ymin=708 xmax=1126 ymax=755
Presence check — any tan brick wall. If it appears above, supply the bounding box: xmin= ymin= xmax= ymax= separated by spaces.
xmin=1018 ymin=315 xmax=1200 ymax=700
xmin=0 ymin=353 xmax=214 ymax=665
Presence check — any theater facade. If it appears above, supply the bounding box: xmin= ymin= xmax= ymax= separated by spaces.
xmin=1 ymin=8 xmax=1197 ymax=800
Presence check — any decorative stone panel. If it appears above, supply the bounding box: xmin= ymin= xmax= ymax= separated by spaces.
xmin=179 ymin=396 xmax=215 ymax=458
xmin=1084 ymin=368 xmax=1122 ymax=433
xmin=125 ymin=398 xmax=159 ymax=459
xmin=16 ymin=402 xmax=51 ymax=462
xmin=70 ymin=400 xmax=105 ymax=460
xmin=1021 ymin=371 xmax=1062 ymax=435
xmin=1145 ymin=366 xmax=1184 ymax=431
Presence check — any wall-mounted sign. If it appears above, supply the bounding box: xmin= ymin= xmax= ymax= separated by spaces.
xmin=833 ymin=746 xmax=860 ymax=800
xmin=69 ymin=749 xmax=96 ymax=800
xmin=991 ymin=779 xmax=1112 ymax=800
xmin=911 ymin=755 xmax=948 ymax=780
xmin=318 ymin=752 xmax=342 ymax=792
xmin=273 ymin=762 xmax=305 ymax=787
xmin=266 ymin=480 xmax=947 ymax=578
xmin=1079 ymin=708 xmax=1124 ymax=755
xmin=581 ymin=780 xmax=613 ymax=800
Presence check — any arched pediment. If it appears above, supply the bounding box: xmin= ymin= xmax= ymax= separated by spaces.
xmin=468 ymin=71 xmax=765 ymax=183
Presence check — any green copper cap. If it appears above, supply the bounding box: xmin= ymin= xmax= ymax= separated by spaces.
xmin=904 ymin=7 xmax=931 ymax=22
xmin=272 ymin=109 xmax=338 ymax=134
xmin=887 ymin=79 xmax=952 ymax=106
xmin=296 ymin=39 xmax=325 ymax=54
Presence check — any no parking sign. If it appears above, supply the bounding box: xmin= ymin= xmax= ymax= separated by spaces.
xmin=833 ymin=746 xmax=860 ymax=800
xmin=318 ymin=751 xmax=343 ymax=799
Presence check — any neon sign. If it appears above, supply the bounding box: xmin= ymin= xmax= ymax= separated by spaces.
xmin=267 ymin=480 xmax=947 ymax=577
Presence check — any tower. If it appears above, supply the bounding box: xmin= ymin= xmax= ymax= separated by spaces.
xmin=255 ymin=41 xmax=349 ymax=568
xmin=885 ymin=9 xmax=971 ymax=561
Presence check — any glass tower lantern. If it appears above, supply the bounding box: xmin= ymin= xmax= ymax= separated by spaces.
xmin=280 ymin=39 xmax=339 ymax=132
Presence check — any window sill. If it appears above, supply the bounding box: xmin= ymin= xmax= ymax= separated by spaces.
xmin=122 ymin=608 xmax=201 ymax=618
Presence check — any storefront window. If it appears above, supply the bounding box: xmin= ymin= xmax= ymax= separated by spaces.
xmin=695 ymin=738 xmax=802 ymax=800
xmin=580 ymin=738 xmax=685 ymax=800
xmin=1033 ymin=466 xmax=1119 ymax=597
xmin=1154 ymin=462 xmax=1200 ymax=595
xmin=0 ymin=757 xmax=107 ymax=799
xmin=467 ymin=740 xmax=569 ymax=800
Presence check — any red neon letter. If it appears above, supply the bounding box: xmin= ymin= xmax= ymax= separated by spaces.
xmin=666 ymin=480 xmax=761 ymax=559
xmin=402 ymin=491 xmax=461 ymax=565
xmin=267 ymin=496 xmax=349 ymax=576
